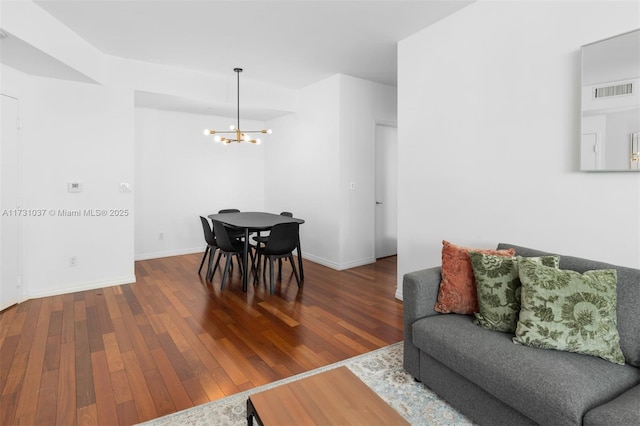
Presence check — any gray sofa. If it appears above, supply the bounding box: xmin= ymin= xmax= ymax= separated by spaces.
xmin=403 ymin=243 xmax=640 ymax=425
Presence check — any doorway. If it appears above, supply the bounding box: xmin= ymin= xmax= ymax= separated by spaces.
xmin=1 ymin=93 xmax=21 ymax=310
xmin=374 ymin=123 xmax=397 ymax=259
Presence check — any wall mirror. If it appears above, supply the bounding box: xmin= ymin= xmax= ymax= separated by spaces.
xmin=581 ymin=29 xmax=640 ymax=171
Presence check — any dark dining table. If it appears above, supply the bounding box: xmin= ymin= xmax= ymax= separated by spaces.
xmin=207 ymin=212 xmax=305 ymax=292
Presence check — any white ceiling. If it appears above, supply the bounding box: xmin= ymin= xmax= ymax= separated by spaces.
xmin=31 ymin=0 xmax=473 ymax=90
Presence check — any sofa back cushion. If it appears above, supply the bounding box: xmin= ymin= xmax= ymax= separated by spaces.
xmin=498 ymin=243 xmax=640 ymax=367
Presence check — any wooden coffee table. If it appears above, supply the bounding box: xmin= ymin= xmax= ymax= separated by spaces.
xmin=246 ymin=366 xmax=408 ymax=425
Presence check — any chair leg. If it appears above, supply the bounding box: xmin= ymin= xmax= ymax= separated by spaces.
xmin=262 ymin=255 xmax=267 ymax=278
xmin=235 ymin=254 xmax=244 ymax=275
xmin=198 ymin=246 xmax=209 ymax=274
xmin=221 ymin=254 xmax=233 ymax=290
xmin=249 ymin=246 xmax=259 ymax=285
xmin=209 ymin=250 xmax=222 ymax=281
xmin=249 ymin=248 xmax=258 ymax=277
xmin=256 ymin=242 xmax=264 ymax=270
xmin=206 ymin=247 xmax=215 ymax=279
xmin=288 ymin=254 xmax=301 ymax=287
xmin=254 ymin=250 xmax=261 ymax=285
xmin=269 ymin=257 xmax=275 ymax=295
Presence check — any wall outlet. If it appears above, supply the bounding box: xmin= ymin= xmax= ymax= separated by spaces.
xmin=69 ymin=256 xmax=78 ymax=267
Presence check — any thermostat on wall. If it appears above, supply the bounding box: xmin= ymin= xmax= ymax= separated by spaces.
xmin=68 ymin=182 xmax=82 ymax=193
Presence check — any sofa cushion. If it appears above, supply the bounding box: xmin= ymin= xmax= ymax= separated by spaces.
xmin=435 ymin=240 xmax=515 ymax=314
xmin=469 ymin=252 xmax=559 ymax=333
xmin=514 ymin=259 xmax=625 ymax=364
xmin=412 ymin=315 xmax=640 ymax=425
xmin=498 ymin=243 xmax=640 ymax=367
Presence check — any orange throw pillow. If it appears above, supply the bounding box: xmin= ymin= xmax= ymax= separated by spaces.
xmin=434 ymin=240 xmax=515 ymax=314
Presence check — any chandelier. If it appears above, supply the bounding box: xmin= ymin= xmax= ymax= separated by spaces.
xmin=203 ymin=68 xmax=271 ymax=144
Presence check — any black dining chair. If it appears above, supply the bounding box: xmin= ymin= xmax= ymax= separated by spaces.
xmin=198 ymin=216 xmax=220 ymax=281
xmin=218 ymin=208 xmax=245 ymax=240
xmin=213 ymin=221 xmax=256 ymax=290
xmin=218 ymin=208 xmax=260 ymax=269
xmin=253 ymin=211 xmax=293 ymax=270
xmin=255 ymin=222 xmax=301 ymax=295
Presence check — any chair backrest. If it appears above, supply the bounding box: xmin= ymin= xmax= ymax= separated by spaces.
xmin=218 ymin=208 xmax=240 ymax=213
xmin=212 ymin=221 xmax=243 ymax=252
xmin=263 ymin=222 xmax=299 ymax=256
xmin=199 ymin=216 xmax=216 ymax=246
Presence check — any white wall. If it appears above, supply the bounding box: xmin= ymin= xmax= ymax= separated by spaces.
xmin=134 ymin=107 xmax=266 ymax=259
xmin=1 ymin=65 xmax=135 ymax=299
xmin=265 ymin=75 xmax=342 ymax=267
xmin=397 ymin=0 xmax=640 ymax=298
xmin=338 ymin=75 xmax=397 ymax=267
xmin=265 ymin=74 xmax=397 ymax=269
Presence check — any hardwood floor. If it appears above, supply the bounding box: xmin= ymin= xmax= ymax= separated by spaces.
xmin=0 ymin=254 xmax=402 ymax=425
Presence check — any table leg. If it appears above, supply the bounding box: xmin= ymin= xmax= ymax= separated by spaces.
xmin=253 ymin=231 xmax=261 ymax=284
xmin=246 ymin=397 xmax=255 ymax=425
xmin=297 ymin=235 xmax=304 ymax=281
xmin=243 ymin=228 xmax=249 ymax=292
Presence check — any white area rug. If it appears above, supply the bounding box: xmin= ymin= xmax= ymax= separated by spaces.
xmin=138 ymin=342 xmax=473 ymax=425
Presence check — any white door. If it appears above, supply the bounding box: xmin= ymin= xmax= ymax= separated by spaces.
xmin=580 ymin=132 xmax=598 ymax=170
xmin=374 ymin=124 xmax=397 ymax=259
xmin=1 ymin=94 xmax=21 ymax=310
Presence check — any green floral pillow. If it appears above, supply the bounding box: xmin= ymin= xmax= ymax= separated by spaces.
xmin=469 ymin=253 xmax=559 ymax=333
xmin=514 ymin=258 xmax=625 ymax=365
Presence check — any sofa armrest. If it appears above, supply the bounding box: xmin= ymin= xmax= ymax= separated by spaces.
xmin=403 ymin=266 xmax=442 ymax=380
xmin=584 ymin=383 xmax=640 ymax=426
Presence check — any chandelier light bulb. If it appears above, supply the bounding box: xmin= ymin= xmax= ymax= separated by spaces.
xmin=266 ymin=129 xmax=272 ymax=134
xmin=214 ymin=135 xmax=222 ymax=142
xmin=256 ymin=139 xmax=262 ymax=145
xmin=203 ymin=129 xmax=210 ymax=136
xmin=229 ymin=125 xmax=236 ymax=130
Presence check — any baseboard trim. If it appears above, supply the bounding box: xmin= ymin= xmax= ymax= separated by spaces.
xmin=338 ymin=257 xmax=376 ymax=270
xmin=301 ymin=253 xmax=375 ymax=271
xmin=135 ymin=249 xmax=376 ymax=272
xmin=395 ymin=287 xmax=404 ymax=301
xmin=135 ymin=248 xmax=202 ymax=261
xmin=27 ymin=275 xmax=137 ymax=299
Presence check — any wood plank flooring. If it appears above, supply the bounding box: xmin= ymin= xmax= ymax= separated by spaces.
xmin=0 ymin=254 xmax=402 ymax=425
